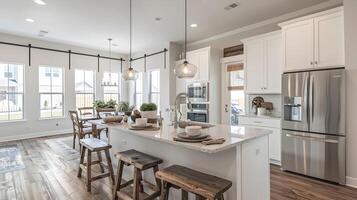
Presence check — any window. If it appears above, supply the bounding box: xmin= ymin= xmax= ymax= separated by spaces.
xmin=134 ymin=72 xmax=143 ymax=107
xmin=75 ymin=69 xmax=95 ymax=108
xmin=103 ymin=72 xmax=120 ymax=103
xmin=39 ymin=66 xmax=64 ymax=118
xmin=0 ymin=63 xmax=24 ymax=121
xmin=227 ymin=63 xmax=245 ymax=126
xmin=149 ymin=70 xmax=160 ymax=109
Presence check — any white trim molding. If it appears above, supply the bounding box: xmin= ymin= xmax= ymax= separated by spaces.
xmin=188 ymin=0 xmax=342 ymax=47
xmin=0 ymin=129 xmax=72 ymax=142
xmin=346 ymin=176 xmax=357 ymax=188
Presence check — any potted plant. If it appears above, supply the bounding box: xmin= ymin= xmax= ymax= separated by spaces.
xmin=140 ymin=103 xmax=158 ymax=119
xmin=94 ymin=100 xmax=107 ymax=108
xmin=106 ymin=99 xmax=117 ymax=108
xmin=117 ymin=101 xmax=134 ymax=116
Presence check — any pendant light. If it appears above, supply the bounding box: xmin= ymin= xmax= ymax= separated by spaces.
xmin=102 ymin=38 xmax=117 ymax=86
xmin=122 ymin=0 xmax=139 ymax=81
xmin=174 ymin=0 xmax=197 ymax=79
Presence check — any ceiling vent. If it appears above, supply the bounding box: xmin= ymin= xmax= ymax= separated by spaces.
xmin=38 ymin=30 xmax=48 ymax=37
xmin=224 ymin=2 xmax=240 ymax=11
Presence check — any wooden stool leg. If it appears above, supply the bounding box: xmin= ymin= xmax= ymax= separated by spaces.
xmin=153 ymin=165 xmax=161 ymax=192
xmin=182 ymin=190 xmax=188 ymax=200
xmin=160 ymin=181 xmax=170 ymax=200
xmin=73 ymin=133 xmax=76 ymax=149
xmin=77 ymin=146 xmax=86 ymax=178
xmin=113 ymin=160 xmax=124 ymax=200
xmin=104 ymin=149 xmax=115 ymax=184
xmin=138 ymin=171 xmax=144 ymax=193
xmin=96 ymin=151 xmax=105 ymax=173
xmin=195 ymin=195 xmax=205 ymax=200
xmin=86 ymin=149 xmax=92 ymax=192
xmin=133 ymin=168 xmax=141 ymax=200
xmin=219 ymin=194 xmax=224 ymax=200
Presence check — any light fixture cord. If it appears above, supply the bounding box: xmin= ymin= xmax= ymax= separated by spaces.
xmin=184 ymin=0 xmax=187 ymax=61
xmin=129 ymin=0 xmax=132 ymax=69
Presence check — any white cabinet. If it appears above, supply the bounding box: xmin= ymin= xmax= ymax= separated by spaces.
xmin=185 ymin=48 xmax=210 ymax=81
xmin=242 ymin=31 xmax=283 ymax=94
xmin=239 ymin=115 xmax=281 ymax=165
xmin=280 ymin=7 xmax=344 ymax=71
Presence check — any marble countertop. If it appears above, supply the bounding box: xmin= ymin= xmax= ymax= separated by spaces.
xmin=238 ymin=113 xmax=281 ymax=119
xmin=89 ymin=120 xmax=272 ymax=154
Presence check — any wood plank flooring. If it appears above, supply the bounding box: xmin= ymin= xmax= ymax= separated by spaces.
xmin=0 ymin=134 xmax=357 ymax=200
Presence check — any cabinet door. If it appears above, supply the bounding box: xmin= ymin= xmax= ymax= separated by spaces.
xmin=314 ymin=11 xmax=345 ymax=68
xmin=268 ymin=128 xmax=281 ymax=165
xmin=266 ymin=35 xmax=283 ymax=93
xmin=198 ymin=51 xmax=209 ymax=81
xmin=245 ymin=40 xmax=265 ymax=94
xmin=282 ymin=19 xmax=314 ymax=71
xmin=186 ymin=53 xmax=200 ymax=80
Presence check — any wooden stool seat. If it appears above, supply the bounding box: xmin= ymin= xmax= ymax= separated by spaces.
xmin=113 ymin=149 xmax=163 ymax=200
xmin=156 ymin=165 xmax=232 ymax=200
xmin=77 ymin=138 xmax=115 ymax=192
xmin=116 ymin=149 xmax=163 ymax=170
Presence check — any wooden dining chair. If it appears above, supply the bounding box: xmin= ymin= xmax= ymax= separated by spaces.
xmin=78 ymin=107 xmax=95 ymax=116
xmin=68 ymin=110 xmax=93 ymax=150
xmin=95 ymin=108 xmax=116 ymax=139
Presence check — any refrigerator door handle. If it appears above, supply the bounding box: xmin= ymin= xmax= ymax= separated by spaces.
xmin=285 ymin=133 xmax=339 ymax=144
xmin=309 ymin=75 xmax=314 ymax=126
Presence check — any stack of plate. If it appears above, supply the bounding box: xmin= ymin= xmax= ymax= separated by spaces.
xmin=175 ymin=132 xmax=211 ymax=143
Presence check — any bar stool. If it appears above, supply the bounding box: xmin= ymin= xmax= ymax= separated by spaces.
xmin=113 ymin=149 xmax=163 ymax=200
xmin=77 ymin=138 xmax=115 ymax=192
xmin=156 ymin=165 xmax=232 ymax=200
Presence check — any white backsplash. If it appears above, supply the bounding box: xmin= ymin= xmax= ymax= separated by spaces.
xmin=246 ymin=94 xmax=282 ymax=116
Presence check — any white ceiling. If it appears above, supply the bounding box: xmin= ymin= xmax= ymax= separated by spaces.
xmin=0 ymin=0 xmax=338 ymax=53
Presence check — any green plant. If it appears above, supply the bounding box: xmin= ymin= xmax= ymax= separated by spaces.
xmin=94 ymin=100 xmax=107 ymax=108
xmin=117 ymin=101 xmax=130 ymax=112
xmin=106 ymin=99 xmax=117 ymax=108
xmin=140 ymin=103 xmax=157 ymax=111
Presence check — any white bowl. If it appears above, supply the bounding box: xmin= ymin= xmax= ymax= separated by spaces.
xmin=136 ymin=118 xmax=148 ymax=127
xmin=185 ymin=126 xmax=202 ymax=137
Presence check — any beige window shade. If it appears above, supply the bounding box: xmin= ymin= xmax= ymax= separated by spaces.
xmin=227 ymin=63 xmax=244 ymax=72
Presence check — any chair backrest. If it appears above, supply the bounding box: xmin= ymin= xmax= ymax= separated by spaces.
xmin=68 ymin=110 xmax=82 ymax=132
xmin=78 ymin=107 xmax=95 ymax=116
xmin=96 ymin=108 xmax=116 ymax=119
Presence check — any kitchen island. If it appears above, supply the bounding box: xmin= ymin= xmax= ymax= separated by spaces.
xmin=89 ymin=120 xmax=271 ymax=200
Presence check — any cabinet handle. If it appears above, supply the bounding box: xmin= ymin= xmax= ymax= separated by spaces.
xmin=310 ymin=61 xmax=314 ymax=65
xmin=315 ymin=61 xmax=318 ymax=65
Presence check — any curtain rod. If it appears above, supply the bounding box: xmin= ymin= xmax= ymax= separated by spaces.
xmin=130 ymin=48 xmax=168 ymax=62
xmin=0 ymin=41 xmax=126 ymax=62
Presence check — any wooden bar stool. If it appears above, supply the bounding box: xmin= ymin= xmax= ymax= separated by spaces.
xmin=156 ymin=165 xmax=232 ymax=200
xmin=113 ymin=149 xmax=163 ymax=200
xmin=77 ymin=138 xmax=115 ymax=192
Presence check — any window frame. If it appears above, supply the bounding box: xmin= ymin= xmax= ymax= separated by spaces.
xmin=0 ymin=62 xmax=25 ymax=122
xmin=39 ymin=66 xmax=65 ymax=119
xmin=103 ymin=72 xmax=121 ymax=103
xmin=148 ymin=69 xmax=160 ymax=108
xmin=134 ymin=72 xmax=143 ymax=107
xmin=75 ymin=69 xmax=96 ymax=108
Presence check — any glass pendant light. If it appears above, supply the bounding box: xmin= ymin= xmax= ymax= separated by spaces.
xmin=174 ymin=0 xmax=197 ymax=79
xmin=122 ymin=0 xmax=139 ymax=81
xmin=102 ymin=38 xmax=117 ymax=86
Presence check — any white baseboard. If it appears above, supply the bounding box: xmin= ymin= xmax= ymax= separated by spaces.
xmin=346 ymin=176 xmax=357 ymax=188
xmin=0 ymin=129 xmax=72 ymax=143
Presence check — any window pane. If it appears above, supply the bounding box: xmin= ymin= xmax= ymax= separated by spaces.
xmin=104 ymin=94 xmax=119 ymax=103
xmin=40 ymin=94 xmax=52 ymax=118
xmin=76 ymin=94 xmax=94 ymax=108
xmin=9 ymin=64 xmax=24 ymax=93
xmin=150 ymin=93 xmax=160 ymax=108
xmin=230 ymin=70 xmax=244 ymax=87
xmin=135 ymin=94 xmax=143 ymax=107
xmin=52 ymin=67 xmax=63 ymax=93
xmin=0 ymin=64 xmax=9 ymax=93
xmin=135 ymin=73 xmax=143 ymax=93
xmin=39 ymin=67 xmax=52 ymax=93
xmin=75 ymin=70 xmax=85 ymax=92
xmin=9 ymin=94 xmax=23 ymax=120
xmin=52 ymin=94 xmax=63 ymax=117
xmin=84 ymin=70 xmax=94 ymax=92
xmin=150 ymin=70 xmax=160 ymax=92
xmin=0 ymin=93 xmax=8 ymax=121
xmin=231 ymin=90 xmax=245 ymax=126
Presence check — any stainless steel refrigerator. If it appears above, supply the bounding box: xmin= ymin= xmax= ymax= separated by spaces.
xmin=281 ymin=68 xmax=346 ymax=184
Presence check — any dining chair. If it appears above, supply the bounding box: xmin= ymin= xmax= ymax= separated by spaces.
xmin=96 ymin=108 xmax=116 ymax=139
xmin=68 ymin=110 xmax=94 ymax=150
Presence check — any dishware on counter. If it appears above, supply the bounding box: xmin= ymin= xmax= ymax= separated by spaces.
xmin=135 ymin=118 xmax=148 ymax=127
xmin=177 ymin=132 xmax=209 ymax=140
xmin=185 ymin=126 xmax=202 ymax=137
xmin=178 ymin=120 xmax=214 ymax=129
xmin=257 ymin=107 xmax=267 ymax=116
xmin=103 ymin=116 xmax=123 ymax=124
xmin=173 ymin=135 xmax=212 ymax=143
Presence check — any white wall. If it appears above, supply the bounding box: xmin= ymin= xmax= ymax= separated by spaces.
xmin=344 ymin=0 xmax=357 ymax=187
xmin=0 ymin=33 xmax=128 ymax=141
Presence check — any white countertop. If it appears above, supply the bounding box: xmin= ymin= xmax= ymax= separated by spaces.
xmin=89 ymin=120 xmax=272 ymax=153
xmin=238 ymin=113 xmax=281 ymax=119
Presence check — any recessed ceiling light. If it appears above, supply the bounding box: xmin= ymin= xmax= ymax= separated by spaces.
xmin=190 ymin=24 xmax=198 ymax=28
xmin=155 ymin=17 xmax=162 ymax=21
xmin=33 ymin=0 xmax=46 ymax=5
xmin=25 ymin=18 xmax=35 ymax=23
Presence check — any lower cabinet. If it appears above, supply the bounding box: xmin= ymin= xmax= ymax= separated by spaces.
xmin=239 ymin=115 xmax=281 ymax=165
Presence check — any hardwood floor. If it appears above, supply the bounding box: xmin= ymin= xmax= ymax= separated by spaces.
xmin=0 ymin=134 xmax=357 ymax=200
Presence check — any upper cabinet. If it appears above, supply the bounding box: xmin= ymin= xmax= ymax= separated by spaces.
xmin=242 ymin=31 xmax=283 ymax=94
xmin=279 ymin=7 xmax=344 ymax=71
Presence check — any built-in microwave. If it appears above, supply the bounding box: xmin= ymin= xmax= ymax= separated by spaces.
xmin=187 ymin=103 xmax=209 ymax=123
xmin=187 ymin=82 xmax=209 ymax=102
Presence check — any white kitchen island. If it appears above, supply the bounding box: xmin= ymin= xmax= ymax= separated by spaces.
xmin=90 ymin=121 xmax=271 ymax=200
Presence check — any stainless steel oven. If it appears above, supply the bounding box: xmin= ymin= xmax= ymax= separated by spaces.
xmin=187 ymin=82 xmax=209 ymax=102
xmin=187 ymin=103 xmax=209 ymax=123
